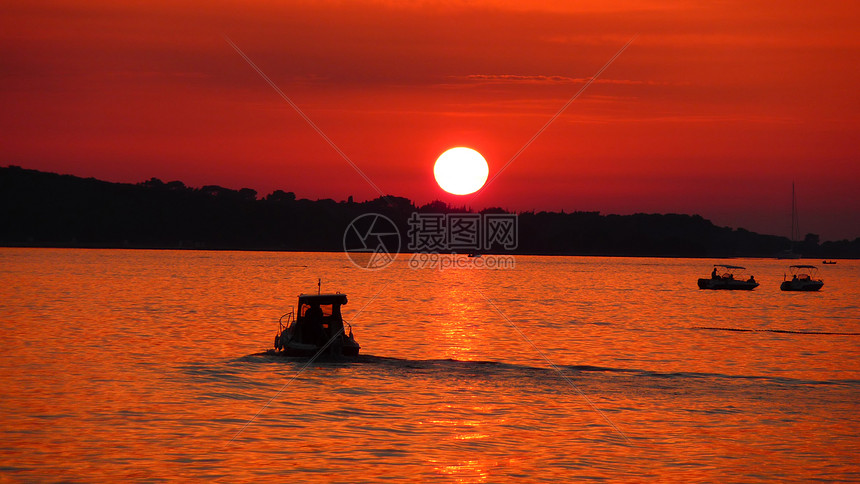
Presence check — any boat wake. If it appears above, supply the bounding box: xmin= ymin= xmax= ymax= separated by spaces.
xmin=238 ymin=351 xmax=856 ymax=387
xmin=692 ymin=326 xmax=860 ymax=336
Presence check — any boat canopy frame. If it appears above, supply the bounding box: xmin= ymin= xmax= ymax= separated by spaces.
xmin=713 ymin=264 xmax=747 ymax=270
xmin=786 ymin=264 xmax=820 ymax=280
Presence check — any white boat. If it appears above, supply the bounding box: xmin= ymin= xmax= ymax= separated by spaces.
xmin=780 ymin=265 xmax=824 ymax=291
xmin=698 ymin=264 xmax=759 ymax=290
xmin=273 ymin=292 xmax=360 ymax=357
xmin=777 ymin=250 xmax=801 ymax=260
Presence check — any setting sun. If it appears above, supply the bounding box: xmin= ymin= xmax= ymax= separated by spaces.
xmin=434 ymin=147 xmax=489 ymax=196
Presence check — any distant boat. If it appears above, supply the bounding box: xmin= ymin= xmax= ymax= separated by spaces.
xmin=777 ymin=249 xmax=801 ymax=260
xmin=780 ymin=265 xmax=824 ymax=291
xmin=822 ymin=260 xmax=836 ymax=265
xmin=698 ymin=264 xmax=759 ymax=290
xmin=467 ymin=253 xmax=482 ymax=258
xmin=777 ymin=182 xmax=802 ymax=259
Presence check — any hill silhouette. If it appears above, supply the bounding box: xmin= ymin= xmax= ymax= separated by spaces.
xmin=2 ymin=165 xmax=858 ymax=258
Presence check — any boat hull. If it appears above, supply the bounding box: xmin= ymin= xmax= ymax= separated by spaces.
xmin=780 ymin=280 xmax=823 ymax=291
xmin=281 ymin=339 xmax=360 ymax=357
xmin=697 ymin=278 xmax=758 ymax=290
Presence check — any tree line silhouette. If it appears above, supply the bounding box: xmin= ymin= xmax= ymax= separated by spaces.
xmin=2 ymin=165 xmax=858 ymax=258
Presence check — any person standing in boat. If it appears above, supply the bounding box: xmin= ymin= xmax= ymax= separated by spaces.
xmin=327 ymin=311 xmax=344 ymax=341
xmin=304 ymin=304 xmax=326 ymax=345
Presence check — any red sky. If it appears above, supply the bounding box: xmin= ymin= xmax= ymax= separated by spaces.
xmin=2 ymin=1 xmax=859 ymax=240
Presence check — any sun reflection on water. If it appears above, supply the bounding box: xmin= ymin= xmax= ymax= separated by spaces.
xmin=427 ymin=267 xmax=501 ymax=362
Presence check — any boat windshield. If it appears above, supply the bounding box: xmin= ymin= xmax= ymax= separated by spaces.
xmin=300 ymin=302 xmax=337 ymax=318
xmin=296 ymin=294 xmax=347 ymax=321
xmin=299 ymin=303 xmax=334 ymax=318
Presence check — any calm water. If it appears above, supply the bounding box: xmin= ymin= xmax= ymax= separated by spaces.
xmin=0 ymin=248 xmax=857 ymax=482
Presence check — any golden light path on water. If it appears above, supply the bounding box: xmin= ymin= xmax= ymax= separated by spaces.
xmin=0 ymin=249 xmax=857 ymax=481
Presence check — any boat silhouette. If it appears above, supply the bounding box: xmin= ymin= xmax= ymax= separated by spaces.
xmin=698 ymin=264 xmax=759 ymax=290
xmin=273 ymin=292 xmax=360 ymax=357
xmin=780 ymin=265 xmax=824 ymax=291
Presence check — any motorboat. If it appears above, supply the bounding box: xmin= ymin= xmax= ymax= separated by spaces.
xmin=698 ymin=264 xmax=759 ymax=290
xmin=780 ymin=265 xmax=824 ymax=291
xmin=822 ymin=260 xmax=836 ymax=265
xmin=777 ymin=250 xmax=801 ymax=260
xmin=273 ymin=292 xmax=360 ymax=357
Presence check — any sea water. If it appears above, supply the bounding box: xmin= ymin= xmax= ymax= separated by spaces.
xmin=0 ymin=249 xmax=857 ymax=481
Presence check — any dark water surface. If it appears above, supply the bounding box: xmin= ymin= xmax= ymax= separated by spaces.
xmin=1 ymin=249 xmax=857 ymax=481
